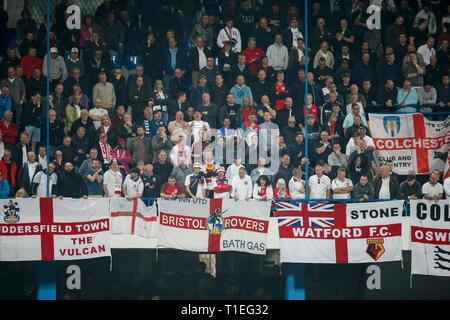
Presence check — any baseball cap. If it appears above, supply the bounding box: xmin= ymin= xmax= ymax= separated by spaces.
xmin=342 ymin=72 xmax=351 ymax=78
xmin=407 ymin=174 xmax=416 ymax=181
xmin=307 ymin=114 xmax=315 ymax=119
xmin=70 ymin=47 xmax=79 ymax=53
xmin=193 ymin=162 xmax=202 ymax=169
xmin=358 ymin=125 xmax=366 ymax=130
xmin=199 ymin=74 xmax=207 ymax=80
xmin=131 ymin=167 xmax=140 ymax=174
xmin=217 ymin=167 xmax=225 ymax=173
xmin=50 ymin=47 xmax=58 ymax=54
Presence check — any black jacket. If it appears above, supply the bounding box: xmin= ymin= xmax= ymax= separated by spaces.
xmin=373 ymin=175 xmax=400 ymax=200
xmin=188 ymin=46 xmax=212 ymax=72
xmin=17 ymin=162 xmax=43 ymax=195
xmin=57 ymin=170 xmax=88 ymax=198
xmin=12 ymin=143 xmax=31 ymax=169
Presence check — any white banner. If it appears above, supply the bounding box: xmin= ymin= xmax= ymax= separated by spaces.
xmin=110 ymin=198 xmax=157 ymax=239
xmin=410 ymin=200 xmax=450 ymax=277
xmin=0 ymin=198 xmax=111 ymax=261
xmin=158 ymin=198 xmax=271 ymax=254
xmin=369 ymin=113 xmax=450 ymax=175
xmin=276 ymin=201 xmax=404 ymax=263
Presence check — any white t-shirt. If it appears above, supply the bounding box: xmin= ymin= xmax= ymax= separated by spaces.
xmin=32 ymin=171 xmax=57 ymax=197
xmin=123 ymin=175 xmax=144 ymax=197
xmin=309 ymin=174 xmax=331 ymax=199
xmin=289 ymin=177 xmax=305 ymax=199
xmin=103 ymin=169 xmax=123 ymax=198
xmin=189 ymin=120 xmax=210 ymax=142
xmin=378 ymin=177 xmax=391 ymax=199
xmin=422 ymin=182 xmax=444 ymax=198
xmin=332 ymin=178 xmax=354 ymax=199
xmin=443 ymin=177 xmax=450 ymax=198
xmin=231 ymin=175 xmax=253 ymax=200
xmin=346 ymin=135 xmax=375 ymax=156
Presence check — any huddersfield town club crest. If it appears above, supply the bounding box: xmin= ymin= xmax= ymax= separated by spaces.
xmin=366 ymin=239 xmax=385 ymax=261
xmin=207 ymin=209 xmax=224 ymax=235
xmin=3 ymin=200 xmax=20 ymax=223
xmin=383 ymin=116 xmax=401 ymax=137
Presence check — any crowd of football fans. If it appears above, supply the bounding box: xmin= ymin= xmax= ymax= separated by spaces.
xmin=0 ymin=0 xmax=449 ymax=202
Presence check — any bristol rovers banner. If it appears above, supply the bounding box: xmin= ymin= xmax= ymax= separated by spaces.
xmin=0 ymin=198 xmax=111 ymax=261
xmin=410 ymin=200 xmax=450 ymax=277
xmin=158 ymin=198 xmax=271 ymax=254
xmin=110 ymin=198 xmax=157 ymax=239
xmin=369 ymin=113 xmax=450 ymax=175
xmin=275 ymin=201 xmax=404 ymax=263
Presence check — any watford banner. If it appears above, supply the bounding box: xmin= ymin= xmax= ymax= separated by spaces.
xmin=110 ymin=198 xmax=158 ymax=239
xmin=0 ymin=198 xmax=111 ymax=261
xmin=158 ymin=198 xmax=271 ymax=254
xmin=275 ymin=201 xmax=404 ymax=263
xmin=369 ymin=113 xmax=450 ymax=175
xmin=410 ymin=200 xmax=450 ymax=277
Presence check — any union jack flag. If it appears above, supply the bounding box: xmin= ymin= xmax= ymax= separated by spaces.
xmin=275 ymin=202 xmax=335 ymax=228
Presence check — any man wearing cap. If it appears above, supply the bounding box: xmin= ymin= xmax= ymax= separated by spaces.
xmin=43 ymin=47 xmax=68 ymax=90
xmin=399 ymin=171 xmax=423 ymax=200
xmin=123 ymin=166 xmax=144 ymax=201
xmin=217 ymin=17 xmax=242 ymax=53
xmin=185 ymin=162 xmax=207 ymax=198
xmin=66 ymin=47 xmax=84 ymax=78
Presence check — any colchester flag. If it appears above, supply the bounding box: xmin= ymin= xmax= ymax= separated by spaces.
xmin=369 ymin=113 xmax=450 ymax=175
xmin=110 ymin=198 xmax=158 ymax=239
xmin=158 ymin=198 xmax=271 ymax=254
xmin=0 ymin=198 xmax=111 ymax=261
xmin=410 ymin=200 xmax=450 ymax=277
xmin=275 ymin=201 xmax=404 ymax=263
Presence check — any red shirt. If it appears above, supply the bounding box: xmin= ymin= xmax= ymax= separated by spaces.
xmin=0 ymin=120 xmax=19 ymax=146
xmin=20 ymin=56 xmax=43 ymax=78
xmin=241 ymin=106 xmax=257 ymax=123
xmin=242 ymin=47 xmax=265 ymax=76
xmin=303 ymin=104 xmax=319 ymax=123
xmin=274 ymin=187 xmax=291 ymax=199
xmin=274 ymin=82 xmax=286 ymax=111
xmin=161 ymin=182 xmax=184 ymax=197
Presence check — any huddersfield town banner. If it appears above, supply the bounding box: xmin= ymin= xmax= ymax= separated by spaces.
xmin=158 ymin=198 xmax=271 ymax=254
xmin=369 ymin=113 xmax=450 ymax=175
xmin=275 ymin=201 xmax=404 ymax=263
xmin=0 ymin=198 xmax=111 ymax=261
xmin=110 ymin=198 xmax=158 ymax=239
xmin=410 ymin=200 xmax=450 ymax=277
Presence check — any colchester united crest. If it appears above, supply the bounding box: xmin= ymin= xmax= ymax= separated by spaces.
xmin=3 ymin=200 xmax=20 ymax=223
xmin=383 ymin=116 xmax=401 ymax=137
xmin=366 ymin=239 xmax=385 ymax=261
xmin=207 ymin=209 xmax=224 ymax=235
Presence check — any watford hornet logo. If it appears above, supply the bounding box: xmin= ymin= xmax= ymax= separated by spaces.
xmin=366 ymin=239 xmax=385 ymax=261
xmin=207 ymin=208 xmax=227 ymax=234
xmin=3 ymin=200 xmax=20 ymax=223
xmin=434 ymin=246 xmax=450 ymax=272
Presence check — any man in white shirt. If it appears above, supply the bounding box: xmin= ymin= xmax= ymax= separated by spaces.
xmin=123 ymin=167 xmax=144 ymax=200
xmin=103 ymin=158 xmax=123 ymax=198
xmin=422 ymin=172 xmax=444 ymax=201
xmin=308 ymin=165 xmax=331 ymax=199
xmin=31 ymin=162 xmax=58 ymax=197
xmin=231 ymin=166 xmax=253 ymax=201
xmin=189 ymin=110 xmax=210 ymax=143
xmin=345 ymin=126 xmax=375 ymax=156
xmin=374 ymin=165 xmax=398 ymax=200
xmin=417 ymin=36 xmax=436 ymax=66
xmin=443 ymin=175 xmax=450 ymax=199
xmin=289 ymin=167 xmax=305 ymax=199
xmin=89 ymin=98 xmax=109 ymax=130
xmin=37 ymin=145 xmax=48 ymax=170
xmin=332 ymin=168 xmax=354 ymax=199
xmin=217 ymin=17 xmax=242 ymax=53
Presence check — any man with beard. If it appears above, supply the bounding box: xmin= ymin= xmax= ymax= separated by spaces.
xmin=57 ymin=162 xmax=88 ymax=199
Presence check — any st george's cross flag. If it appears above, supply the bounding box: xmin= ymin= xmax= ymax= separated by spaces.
xmin=157 ymin=198 xmax=271 ymax=254
xmin=275 ymin=201 xmax=404 ymax=263
xmin=0 ymin=198 xmax=111 ymax=261
xmin=369 ymin=113 xmax=450 ymax=175
xmin=110 ymin=198 xmax=158 ymax=239
xmin=410 ymin=200 xmax=450 ymax=277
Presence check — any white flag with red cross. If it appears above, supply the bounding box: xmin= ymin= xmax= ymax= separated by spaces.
xmin=410 ymin=200 xmax=450 ymax=277
xmin=275 ymin=201 xmax=404 ymax=263
xmin=369 ymin=113 xmax=450 ymax=175
xmin=157 ymin=198 xmax=271 ymax=254
xmin=110 ymin=198 xmax=158 ymax=239
xmin=0 ymin=198 xmax=111 ymax=261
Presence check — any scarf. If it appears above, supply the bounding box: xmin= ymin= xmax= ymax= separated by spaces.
xmin=99 ymin=141 xmax=112 ymax=164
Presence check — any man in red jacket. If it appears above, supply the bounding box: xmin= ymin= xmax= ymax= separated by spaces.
xmin=20 ymin=47 xmax=43 ymax=78
xmin=0 ymin=111 xmax=19 ymax=147
xmin=242 ymin=37 xmax=265 ymax=77
xmin=0 ymin=149 xmax=17 ymax=196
